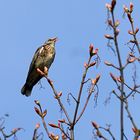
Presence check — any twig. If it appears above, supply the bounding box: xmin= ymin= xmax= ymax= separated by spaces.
xmin=68 ymin=93 xmax=77 ymax=103
xmin=42 ymin=117 xmax=50 ymax=139
xmin=44 ymin=76 xmax=72 ymax=124
xmin=129 ymin=15 xmax=140 ymax=54
xmin=32 ymin=124 xmax=40 ymax=140
xmin=110 ymin=2 xmax=125 ymax=139
xmin=123 ymin=82 xmax=140 ymax=94
xmin=0 ymin=127 xmax=22 ymax=140
xmin=72 ymin=56 xmax=92 ymax=127
xmin=75 ymin=84 xmax=95 ymax=124
xmin=99 ymin=126 xmax=115 ymax=140
xmin=124 ymin=100 xmax=137 ymax=129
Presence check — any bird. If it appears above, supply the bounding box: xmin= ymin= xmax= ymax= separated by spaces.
xmin=21 ymin=37 xmax=57 ymax=97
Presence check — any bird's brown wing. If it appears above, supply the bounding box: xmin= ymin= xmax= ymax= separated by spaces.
xmin=27 ymin=46 xmax=43 ymax=76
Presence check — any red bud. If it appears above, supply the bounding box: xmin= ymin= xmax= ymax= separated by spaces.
xmin=58 ymin=119 xmax=65 ymax=123
xmin=130 ymin=2 xmax=133 ymax=13
xmin=88 ymin=62 xmax=96 ymax=68
xmin=91 ymin=121 xmax=99 ymax=129
xmin=132 ymin=127 xmax=137 ymax=133
xmin=110 ymin=73 xmax=117 ymax=83
xmin=34 ymin=107 xmax=42 ymax=117
xmin=49 ymin=123 xmax=59 ymax=128
xmin=135 ymin=28 xmax=139 ymax=34
xmin=89 ymin=44 xmax=94 ymax=57
xmin=111 ymin=0 xmax=116 ymax=11
xmin=108 ymin=19 xmax=113 ymax=27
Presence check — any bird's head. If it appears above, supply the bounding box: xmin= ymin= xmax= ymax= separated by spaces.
xmin=45 ymin=37 xmax=58 ymax=46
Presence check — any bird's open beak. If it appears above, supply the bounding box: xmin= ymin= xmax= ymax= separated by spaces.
xmin=53 ymin=37 xmax=58 ymax=42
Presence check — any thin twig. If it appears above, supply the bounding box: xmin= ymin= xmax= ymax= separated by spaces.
xmin=72 ymin=56 xmax=92 ymax=126
xmin=124 ymin=100 xmax=137 ymax=129
xmin=111 ymin=6 xmax=125 ymax=140
xmin=99 ymin=126 xmax=115 ymax=140
xmin=45 ymin=76 xmax=72 ymax=124
xmin=75 ymin=84 xmax=95 ymax=123
xmin=41 ymin=117 xmax=50 ymax=139
xmin=129 ymin=17 xmax=140 ymax=54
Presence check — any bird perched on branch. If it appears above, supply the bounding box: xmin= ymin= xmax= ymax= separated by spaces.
xmin=21 ymin=37 xmax=57 ymax=97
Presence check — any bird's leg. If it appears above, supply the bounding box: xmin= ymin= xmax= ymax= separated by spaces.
xmin=36 ymin=68 xmax=45 ymax=76
xmin=36 ymin=67 xmax=48 ymax=76
xmin=37 ymin=67 xmax=53 ymax=84
xmin=44 ymin=66 xmax=48 ymax=76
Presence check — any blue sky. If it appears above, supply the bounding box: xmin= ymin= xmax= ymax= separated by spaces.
xmin=0 ymin=0 xmax=140 ymax=139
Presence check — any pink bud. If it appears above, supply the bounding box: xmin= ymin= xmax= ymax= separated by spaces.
xmin=106 ymin=3 xmax=112 ymax=11
xmin=93 ymin=48 xmax=98 ymax=55
xmin=92 ymin=75 xmax=100 ymax=85
xmin=84 ymin=62 xmax=88 ymax=68
xmin=117 ymin=77 xmax=124 ymax=83
xmin=128 ymin=30 xmax=134 ymax=35
xmin=116 ymin=29 xmax=120 ymax=36
xmin=35 ymin=123 xmax=40 ymax=129
xmin=104 ymin=61 xmax=113 ymax=66
xmin=108 ymin=19 xmax=113 ymax=27
xmin=58 ymin=122 xmax=61 ymax=128
xmin=104 ymin=34 xmax=114 ymax=40
xmin=127 ymin=57 xmax=136 ymax=63
xmin=123 ymin=5 xmax=129 ymax=13
xmin=58 ymin=91 xmax=62 ymax=97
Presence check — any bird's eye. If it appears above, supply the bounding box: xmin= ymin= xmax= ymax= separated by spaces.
xmin=48 ymin=39 xmax=52 ymax=41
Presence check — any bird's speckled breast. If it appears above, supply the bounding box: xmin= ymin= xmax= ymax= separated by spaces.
xmin=35 ymin=45 xmax=55 ymax=70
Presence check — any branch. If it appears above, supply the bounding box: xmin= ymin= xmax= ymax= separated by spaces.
xmin=37 ymin=68 xmax=72 ymax=124
xmin=75 ymin=83 xmax=95 ymax=124
xmin=45 ymin=76 xmax=72 ymax=124
xmin=72 ymin=55 xmax=92 ymax=127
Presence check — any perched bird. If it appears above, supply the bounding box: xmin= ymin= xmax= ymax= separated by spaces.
xmin=21 ymin=37 xmax=57 ymax=96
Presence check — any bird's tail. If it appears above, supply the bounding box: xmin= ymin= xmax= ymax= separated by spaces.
xmin=21 ymin=84 xmax=33 ymax=97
